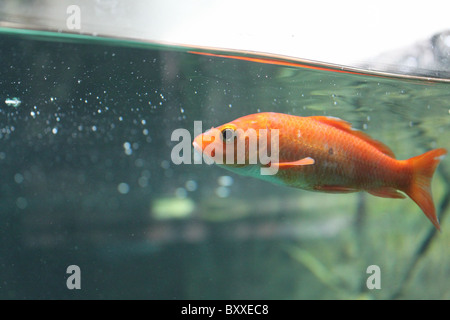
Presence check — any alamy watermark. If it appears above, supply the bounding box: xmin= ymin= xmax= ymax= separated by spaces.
xmin=171 ymin=121 xmax=280 ymax=175
xmin=66 ymin=5 xmax=81 ymax=30
xmin=66 ymin=265 xmax=81 ymax=290
xmin=366 ymin=265 xmax=381 ymax=290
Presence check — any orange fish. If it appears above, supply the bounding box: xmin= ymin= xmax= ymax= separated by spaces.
xmin=192 ymin=112 xmax=447 ymax=230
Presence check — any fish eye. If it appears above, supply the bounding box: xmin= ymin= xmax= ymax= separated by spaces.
xmin=221 ymin=127 xmax=235 ymax=143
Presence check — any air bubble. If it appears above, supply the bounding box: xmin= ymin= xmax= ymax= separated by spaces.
xmin=117 ymin=182 xmax=130 ymax=194
xmin=123 ymin=142 xmax=132 ymax=155
xmin=16 ymin=197 xmax=28 ymax=209
xmin=5 ymin=97 xmax=21 ymax=107
xmin=14 ymin=173 xmax=24 ymax=184
xmin=138 ymin=176 xmax=149 ymax=188
xmin=185 ymin=180 xmax=197 ymax=191
xmin=218 ymin=176 xmax=233 ymax=187
xmin=215 ymin=186 xmax=230 ymax=198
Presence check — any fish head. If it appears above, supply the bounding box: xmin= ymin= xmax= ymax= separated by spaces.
xmin=193 ymin=113 xmax=274 ymax=167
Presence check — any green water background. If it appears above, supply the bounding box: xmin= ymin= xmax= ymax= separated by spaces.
xmin=0 ymin=29 xmax=449 ymax=299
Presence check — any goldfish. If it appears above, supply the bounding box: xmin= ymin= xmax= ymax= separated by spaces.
xmin=192 ymin=112 xmax=447 ymax=230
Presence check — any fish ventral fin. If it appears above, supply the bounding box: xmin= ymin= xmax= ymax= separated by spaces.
xmin=273 ymin=157 xmax=315 ymax=168
xmin=310 ymin=116 xmax=396 ymax=158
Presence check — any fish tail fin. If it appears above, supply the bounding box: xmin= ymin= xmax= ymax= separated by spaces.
xmin=404 ymin=148 xmax=447 ymax=230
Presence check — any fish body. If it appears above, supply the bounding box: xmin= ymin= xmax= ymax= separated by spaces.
xmin=193 ymin=112 xmax=447 ymax=230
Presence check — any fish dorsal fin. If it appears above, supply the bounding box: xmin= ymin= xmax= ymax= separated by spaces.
xmin=310 ymin=116 xmax=396 ymax=158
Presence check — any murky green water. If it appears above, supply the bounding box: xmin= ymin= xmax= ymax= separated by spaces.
xmin=0 ymin=28 xmax=449 ymax=299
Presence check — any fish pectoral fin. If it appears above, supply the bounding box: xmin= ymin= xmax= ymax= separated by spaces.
xmin=367 ymin=187 xmax=406 ymax=199
xmin=273 ymin=157 xmax=315 ymax=168
xmin=314 ymin=185 xmax=358 ymax=193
